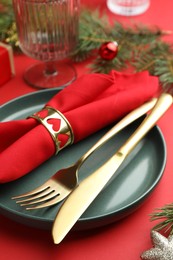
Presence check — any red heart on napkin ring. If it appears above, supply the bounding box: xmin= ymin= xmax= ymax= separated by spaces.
xmin=58 ymin=133 xmax=71 ymax=149
xmin=47 ymin=118 xmax=61 ymax=132
xmin=47 ymin=118 xmax=71 ymax=149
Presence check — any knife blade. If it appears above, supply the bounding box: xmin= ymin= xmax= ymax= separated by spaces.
xmin=52 ymin=93 xmax=173 ymax=244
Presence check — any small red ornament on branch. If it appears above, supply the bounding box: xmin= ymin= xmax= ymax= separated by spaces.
xmin=99 ymin=41 xmax=118 ymax=60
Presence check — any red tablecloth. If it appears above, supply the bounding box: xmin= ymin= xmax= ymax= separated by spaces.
xmin=1 ymin=1 xmax=173 ymax=259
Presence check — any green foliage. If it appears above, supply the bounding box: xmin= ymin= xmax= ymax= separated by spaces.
xmin=151 ymin=203 xmax=173 ymax=234
xmin=0 ymin=0 xmax=14 ymax=37
xmin=1 ymin=3 xmax=173 ymax=87
xmin=72 ymin=9 xmax=173 ymax=87
xmin=0 ymin=0 xmax=19 ymax=51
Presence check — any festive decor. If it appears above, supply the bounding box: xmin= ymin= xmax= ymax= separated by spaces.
xmin=0 ymin=0 xmax=19 ymax=51
xmin=98 ymin=41 xmax=118 ymax=60
xmin=150 ymin=203 xmax=173 ymax=235
xmin=1 ymin=3 xmax=173 ymax=86
xmin=0 ymin=42 xmax=15 ymax=86
xmin=72 ymin=9 xmax=173 ymax=87
xmin=141 ymin=230 xmax=173 ymax=260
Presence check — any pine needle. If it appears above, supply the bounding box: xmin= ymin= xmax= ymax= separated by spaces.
xmin=151 ymin=204 xmax=173 ymax=235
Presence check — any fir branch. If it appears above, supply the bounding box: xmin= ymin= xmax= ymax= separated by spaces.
xmin=154 ymin=58 xmax=173 ymax=86
xmin=90 ymin=46 xmax=130 ymax=73
xmin=1 ymin=4 xmax=173 ymax=86
xmin=111 ymin=22 xmax=165 ymax=45
xmin=133 ymin=42 xmax=173 ymax=86
xmin=90 ymin=56 xmax=127 ymax=74
xmin=150 ymin=203 xmax=173 ymax=235
xmin=0 ymin=0 xmax=14 ymax=37
xmin=75 ymin=10 xmax=173 ymax=86
xmin=71 ymin=9 xmax=112 ymax=61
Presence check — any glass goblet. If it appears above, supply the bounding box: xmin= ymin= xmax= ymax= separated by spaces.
xmin=12 ymin=0 xmax=80 ymax=89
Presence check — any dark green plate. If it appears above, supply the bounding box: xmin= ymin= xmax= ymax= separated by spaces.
xmin=0 ymin=89 xmax=166 ymax=230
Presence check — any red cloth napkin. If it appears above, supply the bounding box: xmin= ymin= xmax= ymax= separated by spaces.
xmin=0 ymin=70 xmax=159 ymax=183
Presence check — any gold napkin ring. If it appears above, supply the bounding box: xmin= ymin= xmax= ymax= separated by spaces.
xmin=29 ymin=106 xmax=74 ymax=155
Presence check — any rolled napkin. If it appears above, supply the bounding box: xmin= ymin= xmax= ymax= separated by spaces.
xmin=0 ymin=70 xmax=159 ymax=183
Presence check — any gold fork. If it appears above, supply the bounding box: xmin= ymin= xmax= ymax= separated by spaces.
xmin=12 ymin=98 xmax=157 ymax=210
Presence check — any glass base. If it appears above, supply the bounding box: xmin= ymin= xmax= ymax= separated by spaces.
xmin=23 ymin=61 xmax=77 ymax=89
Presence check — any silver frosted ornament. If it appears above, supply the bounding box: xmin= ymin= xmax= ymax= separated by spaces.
xmin=141 ymin=230 xmax=173 ymax=260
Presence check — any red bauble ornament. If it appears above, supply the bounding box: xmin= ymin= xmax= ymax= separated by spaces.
xmin=99 ymin=41 xmax=118 ymax=60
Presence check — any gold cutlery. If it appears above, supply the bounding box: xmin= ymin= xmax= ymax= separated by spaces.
xmin=52 ymin=93 xmax=173 ymax=244
xmin=12 ymin=98 xmax=157 ymax=209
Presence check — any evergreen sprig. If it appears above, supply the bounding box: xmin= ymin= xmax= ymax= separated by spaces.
xmin=71 ymin=9 xmax=173 ymax=87
xmin=71 ymin=9 xmax=111 ymax=62
xmin=0 ymin=0 xmax=14 ymax=38
xmin=0 ymin=0 xmax=19 ymax=51
xmin=1 ymin=4 xmax=173 ymax=86
xmin=150 ymin=203 xmax=173 ymax=235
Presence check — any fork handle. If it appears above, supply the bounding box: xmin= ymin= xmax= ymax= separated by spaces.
xmin=77 ymin=97 xmax=157 ymax=167
xmin=118 ymin=93 xmax=173 ymax=157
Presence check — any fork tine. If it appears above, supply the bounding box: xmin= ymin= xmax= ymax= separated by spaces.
xmin=20 ymin=190 xmax=60 ymax=207
xmin=11 ymin=178 xmax=71 ymax=210
xmin=11 ymin=183 xmax=50 ymax=200
xmin=26 ymin=195 xmax=64 ymax=210
xmin=15 ymin=187 xmax=55 ymax=204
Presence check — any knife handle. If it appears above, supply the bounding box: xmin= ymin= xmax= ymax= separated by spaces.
xmin=51 ymin=93 xmax=172 ymax=244
xmin=77 ymin=97 xmax=157 ymax=166
xmin=118 ymin=93 xmax=173 ymax=157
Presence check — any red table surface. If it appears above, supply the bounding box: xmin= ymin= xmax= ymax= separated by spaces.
xmin=1 ymin=1 xmax=173 ymax=259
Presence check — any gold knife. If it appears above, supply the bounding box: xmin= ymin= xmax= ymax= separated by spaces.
xmin=52 ymin=93 xmax=173 ymax=244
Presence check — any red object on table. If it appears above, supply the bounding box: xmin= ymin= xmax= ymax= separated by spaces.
xmin=99 ymin=41 xmax=118 ymax=60
xmin=1 ymin=1 xmax=173 ymax=260
xmin=0 ymin=70 xmax=158 ymax=183
xmin=0 ymin=43 xmax=15 ymax=86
